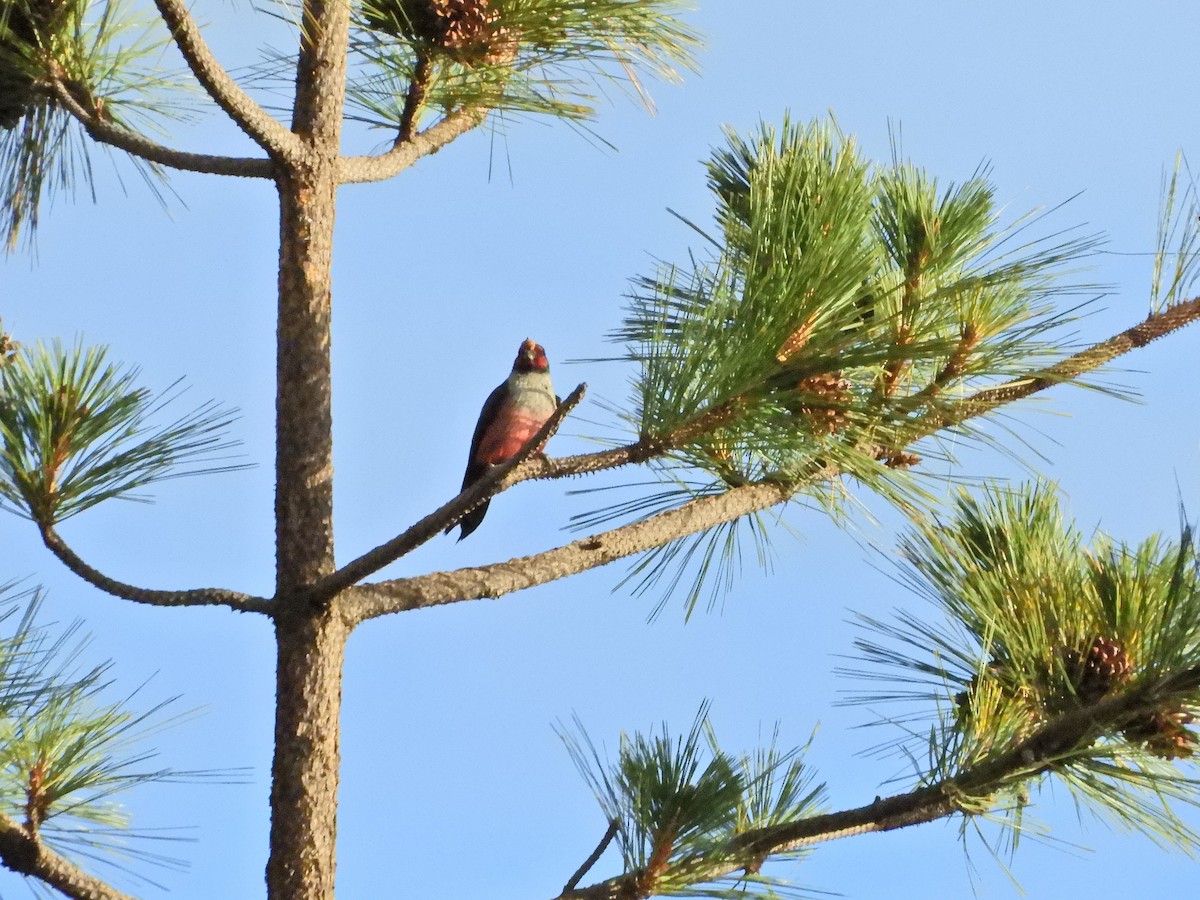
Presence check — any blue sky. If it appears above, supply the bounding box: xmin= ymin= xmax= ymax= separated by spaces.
xmin=3 ymin=1 xmax=1200 ymax=897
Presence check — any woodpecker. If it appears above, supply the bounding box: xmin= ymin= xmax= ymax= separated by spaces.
xmin=449 ymin=338 xmax=558 ymax=540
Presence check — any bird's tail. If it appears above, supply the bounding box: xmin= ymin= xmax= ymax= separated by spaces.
xmin=449 ymin=499 xmax=491 ymax=541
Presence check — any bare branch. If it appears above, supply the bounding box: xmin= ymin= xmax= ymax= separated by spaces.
xmin=524 ymin=442 xmax=660 ymax=480
xmin=0 ymin=812 xmax=136 ymax=900
xmin=312 ymin=384 xmax=586 ymax=606
xmin=563 ymin=819 xmax=620 ymax=894
xmin=338 ymin=106 xmax=487 ymax=184
xmin=556 ymin=666 xmax=1200 ymax=900
xmin=51 ymin=80 xmax=274 ymax=178
xmin=152 ymin=0 xmax=299 ymax=159
xmin=40 ymin=524 xmax=272 ymax=614
xmin=344 ymin=478 xmax=795 ymax=622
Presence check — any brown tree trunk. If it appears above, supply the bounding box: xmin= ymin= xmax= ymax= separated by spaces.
xmin=268 ymin=153 xmax=345 ymax=900
xmin=274 ymin=166 xmax=338 ymax=591
xmin=268 ymin=161 xmax=345 ymax=897
xmin=267 ymin=0 xmax=351 ymax=888
xmin=267 ymin=163 xmax=344 ymax=899
xmin=267 ymin=608 xmax=349 ymax=899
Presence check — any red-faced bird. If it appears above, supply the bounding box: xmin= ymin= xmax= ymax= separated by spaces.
xmin=449 ymin=339 xmax=558 ymax=540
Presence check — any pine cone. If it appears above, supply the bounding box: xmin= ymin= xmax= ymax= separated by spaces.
xmin=1063 ymin=635 xmax=1132 ymax=705
xmin=364 ymin=0 xmax=515 ymax=64
xmin=791 ymin=372 xmax=851 ymax=435
xmin=1124 ymin=707 xmax=1197 ymax=761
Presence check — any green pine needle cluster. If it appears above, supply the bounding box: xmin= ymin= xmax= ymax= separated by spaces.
xmin=0 ymin=583 xmax=222 ymax=881
xmin=1 ymin=0 xmax=184 ymax=247
xmin=349 ymin=0 xmax=699 ymax=126
xmin=0 ymin=339 xmax=243 ymax=523
xmin=593 ymin=115 xmax=1101 ymax=616
xmin=850 ymin=483 xmax=1200 ymax=849
xmin=618 ymin=117 xmax=1099 ymax=487
xmin=563 ymin=704 xmax=826 ymax=899
xmin=1150 ymin=153 xmax=1200 ymax=313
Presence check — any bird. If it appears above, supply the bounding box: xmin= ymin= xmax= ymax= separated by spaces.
xmin=448 ymin=338 xmax=558 ymax=540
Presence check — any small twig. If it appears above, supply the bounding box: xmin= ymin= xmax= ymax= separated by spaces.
xmin=398 ymin=53 xmax=432 ymax=142
xmin=912 ymin=322 xmax=980 ymax=402
xmin=563 ymin=818 xmax=620 ymax=893
xmin=316 ymin=383 xmax=586 ymax=607
xmin=881 ymin=236 xmax=927 ymax=397
xmin=908 ymin=295 xmax=1200 ymax=439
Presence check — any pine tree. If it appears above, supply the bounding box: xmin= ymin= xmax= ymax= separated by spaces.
xmin=0 ymin=3 xmax=1198 ymax=899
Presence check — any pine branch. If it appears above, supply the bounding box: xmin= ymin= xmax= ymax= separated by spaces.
xmin=151 ymin=0 xmax=299 ymax=159
xmin=0 ymin=810 xmax=135 ymax=900
xmin=309 ymin=384 xmax=585 ymax=605
xmin=344 ymin=298 xmax=1200 ymax=622
xmin=958 ymin=295 xmax=1200 ymax=409
xmin=398 ymin=52 xmax=432 ymax=142
xmin=337 ymin=105 xmax=487 ymax=184
xmin=556 ymin=665 xmax=1200 ymax=900
xmin=531 ymin=295 xmax=1200 ymax=486
xmin=344 ymin=477 xmax=796 ymax=622
xmin=40 ymin=524 xmax=271 ymax=613
xmin=50 ymin=80 xmax=274 ymax=178
xmin=562 ymin=819 xmax=619 ymax=894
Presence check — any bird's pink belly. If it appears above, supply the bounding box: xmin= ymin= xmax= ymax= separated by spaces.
xmin=478 ymin=409 xmax=548 ymax=464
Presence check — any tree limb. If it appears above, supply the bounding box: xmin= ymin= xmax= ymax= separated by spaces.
xmin=50 ymin=80 xmax=275 ymax=178
xmin=344 ymin=298 xmax=1200 ymax=623
xmin=529 ymin=296 xmax=1200 ymax=486
xmin=556 ymin=665 xmax=1200 ymax=899
xmin=563 ymin=819 xmax=620 ymax=894
xmin=0 ymin=812 xmax=136 ymax=900
xmin=152 ymin=0 xmax=299 ymax=159
xmin=39 ymin=524 xmax=272 ymax=614
xmin=398 ymin=53 xmax=432 ymax=142
xmin=338 ymin=106 xmax=487 ymax=184
xmin=311 ymin=384 xmax=586 ymax=606
xmin=945 ymin=296 xmax=1200 ymax=418
xmin=344 ymin=477 xmax=796 ymax=622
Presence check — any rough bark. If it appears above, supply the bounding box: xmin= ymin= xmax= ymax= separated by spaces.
xmin=268 ymin=162 xmax=343 ymax=900
xmin=274 ymin=164 xmax=338 ymax=592
xmin=267 ymin=608 xmax=349 ymax=900
xmin=266 ymin=0 xmax=351 ymax=893
xmin=0 ymin=814 xmax=137 ymax=900
xmin=153 ymin=0 xmax=298 ymax=158
xmin=346 ymin=480 xmax=795 ymax=622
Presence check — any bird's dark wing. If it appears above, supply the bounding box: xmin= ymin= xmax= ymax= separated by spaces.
xmin=446 ymin=380 xmax=508 ymax=540
xmin=461 ymin=379 xmax=508 ymax=490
